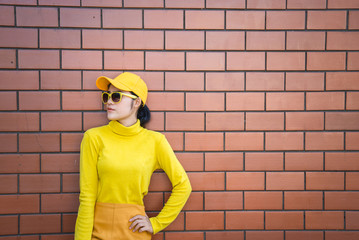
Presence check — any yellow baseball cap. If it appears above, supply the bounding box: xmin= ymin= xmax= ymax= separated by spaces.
xmin=96 ymin=72 xmax=148 ymax=105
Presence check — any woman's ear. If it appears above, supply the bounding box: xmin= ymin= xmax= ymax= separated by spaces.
xmin=134 ymin=97 xmax=142 ymax=108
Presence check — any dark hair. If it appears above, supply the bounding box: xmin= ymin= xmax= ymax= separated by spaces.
xmin=131 ymin=91 xmax=151 ymax=127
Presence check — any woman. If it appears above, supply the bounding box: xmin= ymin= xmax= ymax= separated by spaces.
xmin=74 ymin=72 xmax=192 ymax=239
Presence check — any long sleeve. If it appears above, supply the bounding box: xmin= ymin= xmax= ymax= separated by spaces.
xmin=149 ymin=135 xmax=192 ymax=234
xmin=74 ymin=131 xmax=99 ymax=240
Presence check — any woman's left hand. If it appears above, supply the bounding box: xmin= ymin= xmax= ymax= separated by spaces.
xmin=129 ymin=215 xmax=153 ymax=234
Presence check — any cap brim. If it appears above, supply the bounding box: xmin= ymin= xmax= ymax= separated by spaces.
xmin=96 ymin=76 xmax=132 ymax=92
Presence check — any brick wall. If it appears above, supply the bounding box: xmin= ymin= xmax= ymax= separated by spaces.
xmin=0 ymin=0 xmax=358 ymax=239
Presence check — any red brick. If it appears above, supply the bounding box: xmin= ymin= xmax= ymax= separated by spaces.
xmin=0 ymin=49 xmax=16 ymax=68
xmin=347 ymin=172 xmax=359 ymax=190
xmin=0 ymin=154 xmax=40 ymax=173
xmin=84 ymin=112 xmax=109 ymax=130
xmin=105 ymin=51 xmax=144 ymax=70
xmin=0 ymin=175 xmax=17 ymax=193
xmin=19 ymin=50 xmax=59 ymax=69
xmin=62 ymin=213 xmax=77 ymax=233
xmin=147 ymin=92 xmax=184 ymax=111
xmin=308 ymin=11 xmax=347 ymax=29
xmin=307 ymin=172 xmax=344 ymax=190
xmin=144 ymin=192 xmax=164 ymax=211
xmin=41 ymin=154 xmax=79 ymax=173
xmin=267 ymin=172 xmax=304 ymax=190
xmin=0 ymin=92 xmax=16 ymax=111
xmin=347 ymin=132 xmax=359 ymax=150
xmin=181 ymin=192 xmax=203 ymax=210
xmin=41 ymin=70 xmax=81 ymax=90
xmin=226 ymin=132 xmax=264 ymax=151
xmin=165 ymin=31 xmax=204 ymax=50
xmin=0 ymin=195 xmax=39 ymax=214
xmin=245 ymin=191 xmax=282 ymax=210
xmin=0 ymin=215 xmax=17 ymax=235
xmin=187 ymin=52 xmax=225 ymax=71
xmin=326 ymin=112 xmax=359 ymax=130
xmin=247 ymin=231 xmax=284 ymax=240
xmin=348 ymin=52 xmax=359 ymax=70
xmin=205 ymin=152 xmax=243 ymax=171
xmin=326 ymin=232 xmax=359 ymax=240
xmin=0 ymin=70 xmax=39 ymax=90
xmin=206 ymin=112 xmax=244 ymax=131
xmin=144 ymin=10 xmax=183 ymax=29
xmin=165 ymin=72 xmax=204 ymax=91
xmin=226 ymin=92 xmax=264 ymax=111
xmin=284 ymin=191 xmax=323 ymax=210
xmin=347 ymin=211 xmax=359 ymax=229
xmin=205 ymin=192 xmax=243 ymax=210
xmin=62 ymin=50 xmax=102 ymax=70
xmin=146 ymin=112 xmax=164 ymax=131
xmin=185 ymin=10 xmax=224 ymax=29
xmin=165 ymin=232 xmax=203 ymax=240
xmin=328 ymin=0 xmax=359 ymax=8
xmin=124 ymin=0 xmax=163 ymax=7
xmin=287 ymin=32 xmax=325 ymax=50
xmin=327 ymin=32 xmax=359 ymax=50
xmin=61 ymin=133 xmax=83 ymax=152
xmin=349 ymin=11 xmax=359 ymax=29
xmin=326 ymin=72 xmax=359 ymax=90
xmin=185 ymin=132 xmax=223 ymax=151
xmin=0 ymin=28 xmax=37 ymax=48
xmin=188 ymin=172 xmax=224 ymax=191
xmin=19 ymin=133 xmax=60 ymax=153
xmin=227 ymin=172 xmax=264 ymax=190
xmin=19 ymin=91 xmax=60 ymax=110
xmin=306 ymin=132 xmax=344 ymax=151
xmin=226 ymin=11 xmax=265 ymax=29
xmin=38 ymin=0 xmax=80 ymax=6
xmin=20 ymin=214 xmax=60 ymax=234
xmin=20 ymin=174 xmax=60 ymax=193
xmin=286 ymin=112 xmax=324 ymax=131
xmin=165 ymin=212 xmax=184 ymax=230
xmin=0 ymin=6 xmax=14 ymax=26
xmin=124 ymin=30 xmax=163 ymax=50
xmin=306 ymin=211 xmax=344 ymax=230
xmin=83 ymin=29 xmax=123 ymax=49
xmin=0 ymin=0 xmax=36 ymax=5
xmin=307 ymin=52 xmax=346 ymax=70
xmin=206 ymin=232 xmax=244 ymax=240
xmin=186 ymin=92 xmax=224 ymax=111
xmin=325 ymin=152 xmax=359 ymax=171
xmin=62 ymin=91 xmax=102 ymax=110
xmin=0 ymin=113 xmax=39 ymax=132
xmin=287 ymin=0 xmax=326 ymax=9
xmin=103 ymin=9 xmax=142 ymax=28
xmin=226 ymin=211 xmax=264 ymax=230
xmin=286 ymin=72 xmax=324 ymax=91
xmin=247 ymin=0 xmax=285 ymax=9
xmin=41 ymin=193 xmax=78 ymax=212
xmin=245 ymin=152 xmax=283 ymax=171
xmin=148 ymin=172 xmax=171 ymax=191
xmin=307 ymin=92 xmax=345 ymax=110
xmin=17 ymin=7 xmax=58 ymax=27
xmin=247 ymin=31 xmax=285 ymax=50
xmin=267 ymin=11 xmax=305 ymax=29
xmin=146 ymin=51 xmax=184 ymax=70
xmin=0 ymin=133 xmax=17 ymax=152
xmin=186 ymin=211 xmax=224 ymax=230
xmin=129 ymin=71 xmax=164 ymax=91
xmin=227 ymin=52 xmax=265 ymax=70
xmin=247 ymin=72 xmax=284 ymax=91
xmin=207 ymin=0 xmax=245 ymax=8
xmin=166 ymin=112 xmax=204 ymax=131
xmin=40 ymin=29 xmax=80 ymax=49
xmin=285 ymin=152 xmax=323 ymax=171
xmin=166 ymin=0 xmax=204 ymax=8
xmin=206 ymin=31 xmax=244 ymax=50
xmin=206 ymin=72 xmax=244 ymax=91
xmin=176 ymin=153 xmax=203 ymax=172
xmin=41 ymin=112 xmax=82 ymax=131
xmin=265 ymin=211 xmax=304 ymax=230
xmin=267 ymin=92 xmax=304 ymax=111
xmin=60 ymin=8 xmax=100 ymax=28
xmin=82 ymin=0 xmax=122 ymax=7
xmin=246 ymin=112 xmax=284 ymax=131
xmin=267 ymin=52 xmax=305 ymax=71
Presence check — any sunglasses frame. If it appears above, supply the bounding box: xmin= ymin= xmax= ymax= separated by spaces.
xmin=101 ymin=91 xmax=138 ymax=104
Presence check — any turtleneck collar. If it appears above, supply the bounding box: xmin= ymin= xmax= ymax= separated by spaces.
xmin=108 ymin=119 xmax=143 ymax=136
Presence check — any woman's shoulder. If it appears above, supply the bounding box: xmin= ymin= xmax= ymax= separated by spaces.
xmin=142 ymin=128 xmax=166 ymax=141
xmin=84 ymin=123 xmax=110 ymax=136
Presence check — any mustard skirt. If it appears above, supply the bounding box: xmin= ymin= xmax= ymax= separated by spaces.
xmin=91 ymin=202 xmax=152 ymax=240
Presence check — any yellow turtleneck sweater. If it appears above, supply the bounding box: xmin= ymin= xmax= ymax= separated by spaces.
xmin=74 ymin=120 xmax=192 ymax=239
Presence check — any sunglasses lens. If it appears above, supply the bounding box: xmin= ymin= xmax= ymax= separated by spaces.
xmin=111 ymin=92 xmax=122 ymax=102
xmin=102 ymin=93 xmax=109 ymax=103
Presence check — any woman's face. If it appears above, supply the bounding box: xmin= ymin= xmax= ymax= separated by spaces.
xmin=105 ymin=84 xmax=140 ymax=122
